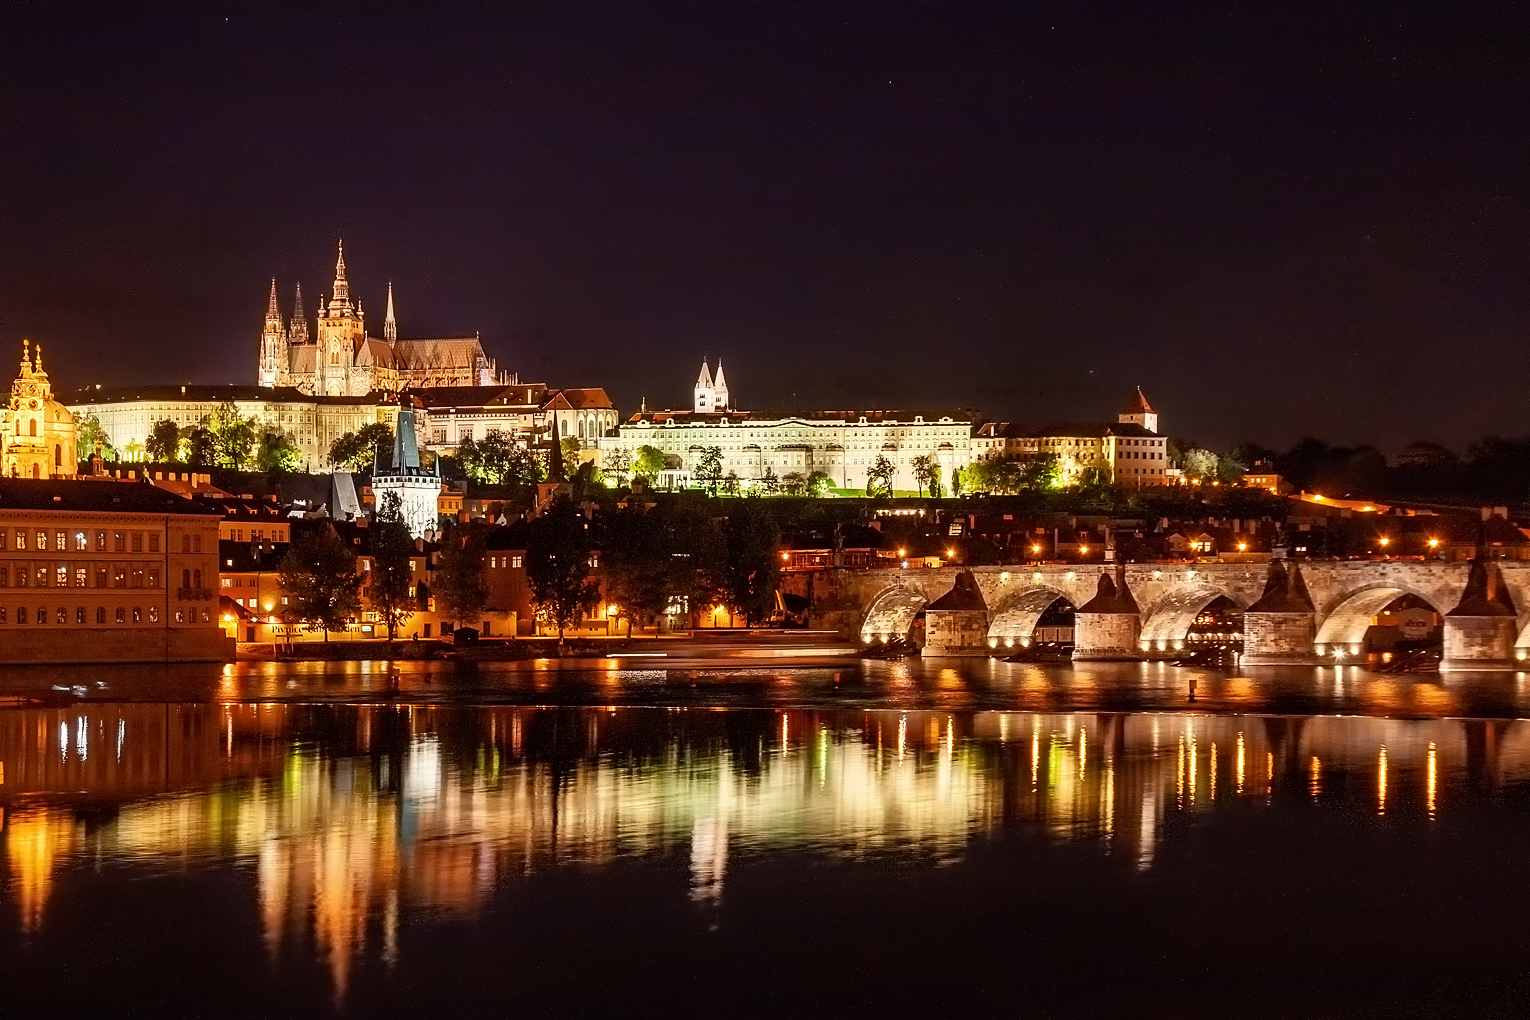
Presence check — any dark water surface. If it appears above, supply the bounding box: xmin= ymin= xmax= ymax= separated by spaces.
xmin=5 ymin=660 xmax=1530 ymax=1017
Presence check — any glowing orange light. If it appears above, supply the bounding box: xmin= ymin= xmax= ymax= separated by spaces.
xmin=1379 ymin=537 xmax=1390 ymax=547
xmin=1079 ymin=545 xmax=1088 ymax=555
xmin=1428 ymin=538 xmax=1439 ymax=548
xmin=946 ymin=549 xmax=955 ymax=558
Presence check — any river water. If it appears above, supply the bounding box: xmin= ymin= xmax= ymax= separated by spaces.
xmin=5 ymin=659 xmax=1530 ymax=1017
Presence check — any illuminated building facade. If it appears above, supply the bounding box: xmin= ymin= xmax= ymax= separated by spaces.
xmin=604 ymin=362 xmax=973 ymax=492
xmin=972 ymin=387 xmax=1168 ymax=487
xmin=0 ymin=477 xmax=230 ymax=662
xmin=2 ymin=341 xmax=77 ymax=480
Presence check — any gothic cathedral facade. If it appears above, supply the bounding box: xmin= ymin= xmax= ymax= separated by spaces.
xmin=259 ymin=243 xmax=506 ymax=396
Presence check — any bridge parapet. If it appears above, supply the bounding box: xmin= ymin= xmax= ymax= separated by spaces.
xmin=820 ymin=558 xmax=1530 ymax=670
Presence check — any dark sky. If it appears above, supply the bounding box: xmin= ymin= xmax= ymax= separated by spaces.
xmin=2 ymin=2 xmax=1526 ymax=451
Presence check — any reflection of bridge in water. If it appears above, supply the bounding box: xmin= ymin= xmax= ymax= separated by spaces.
xmin=822 ymin=560 xmax=1530 ymax=669
xmin=3 ymin=703 xmax=1528 ymax=999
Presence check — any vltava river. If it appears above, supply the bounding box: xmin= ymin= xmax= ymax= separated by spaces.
xmin=5 ymin=662 xmax=1530 ymax=1017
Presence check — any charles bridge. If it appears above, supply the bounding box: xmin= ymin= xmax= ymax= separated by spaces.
xmin=808 ymin=558 xmax=1530 ymax=670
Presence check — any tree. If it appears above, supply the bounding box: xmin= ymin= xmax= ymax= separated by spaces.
xmin=693 ymin=446 xmax=724 ymax=495
xmin=806 ymin=471 xmax=832 ymax=497
xmin=205 ymin=402 xmax=258 ymax=469
xmin=758 ymin=465 xmax=780 ymax=495
xmin=633 ymin=445 xmax=667 ymax=483
xmin=928 ymin=469 xmax=943 ymax=499
xmin=526 ymin=496 xmax=601 ymax=644
xmin=256 ymin=432 xmax=302 ymax=473
xmin=77 ymin=414 xmax=116 ymax=460
xmin=911 ymin=454 xmax=937 ymax=497
xmin=865 ymin=455 xmax=895 ymax=498
xmin=720 ymin=498 xmax=780 ymax=625
xmin=145 ymin=419 xmax=181 ymax=462
xmin=277 ymin=526 xmax=363 ymax=641
xmin=950 ymin=466 xmax=962 ymax=497
xmin=1183 ymin=447 xmax=1220 ymax=481
xmin=561 ymin=436 xmax=582 ymax=471
xmin=183 ymin=426 xmax=215 ymax=466
xmin=366 ymin=491 xmax=417 ymax=641
xmin=330 ymin=422 xmax=394 ymax=471
xmin=721 ymin=470 xmax=742 ymax=496
xmin=597 ymin=504 xmax=670 ymax=637
xmin=605 ymin=447 xmax=633 ymax=487
xmin=780 ymin=471 xmax=807 ymax=496
xmin=433 ymin=526 xmax=490 ymax=630
xmin=457 ymin=431 xmax=523 ymax=484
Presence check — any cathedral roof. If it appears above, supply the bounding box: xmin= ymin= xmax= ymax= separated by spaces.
xmin=395 ymin=337 xmax=488 ymax=369
xmin=354 ymin=337 xmax=397 ymax=369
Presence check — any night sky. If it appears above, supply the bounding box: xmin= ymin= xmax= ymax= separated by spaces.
xmin=2 ymin=2 xmax=1525 ymax=451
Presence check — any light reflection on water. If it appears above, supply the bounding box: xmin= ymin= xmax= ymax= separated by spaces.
xmin=2 ymin=702 xmax=1525 ymax=1006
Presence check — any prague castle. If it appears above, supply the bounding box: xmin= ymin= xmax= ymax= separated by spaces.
xmin=259 ymin=242 xmax=505 ymax=395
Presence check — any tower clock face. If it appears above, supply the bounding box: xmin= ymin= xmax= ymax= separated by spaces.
xmin=27 ymin=399 xmax=39 ymax=410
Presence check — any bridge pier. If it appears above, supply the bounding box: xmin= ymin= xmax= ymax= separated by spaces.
xmin=1440 ymin=561 xmax=1518 ymax=672
xmin=922 ymin=571 xmax=991 ymax=656
xmin=1072 ymin=569 xmax=1142 ymax=661
xmin=1240 ymin=560 xmax=1322 ymax=665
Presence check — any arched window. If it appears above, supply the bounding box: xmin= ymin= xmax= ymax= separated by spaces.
xmin=76 ymin=607 xmax=85 ymax=624
xmin=54 ymin=445 xmax=61 ymax=467
xmin=29 ymin=419 xmax=37 ymax=437
xmin=193 ymin=569 xmax=201 ymax=589
xmin=17 ymin=607 xmax=26 ymax=624
xmin=182 ymin=568 xmax=191 ymax=589
xmin=30 ymin=464 xmax=39 ymax=479
xmin=96 ymin=607 xmax=105 ymax=624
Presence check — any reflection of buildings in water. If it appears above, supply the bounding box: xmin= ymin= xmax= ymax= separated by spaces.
xmin=6 ymin=704 xmax=1530 ymax=995
xmin=4 ymin=809 xmax=75 ymax=932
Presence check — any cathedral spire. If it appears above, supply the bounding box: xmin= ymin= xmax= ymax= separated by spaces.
xmin=267 ymin=278 xmax=280 ymax=317
xmin=384 ymin=281 xmax=397 ymax=344
xmin=289 ymin=283 xmax=309 ymax=344
xmin=331 ymin=240 xmax=350 ymax=305
xmin=18 ymin=338 xmax=31 ymax=377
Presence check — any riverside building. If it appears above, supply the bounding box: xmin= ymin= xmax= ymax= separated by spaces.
xmin=0 ymin=477 xmax=229 ymax=663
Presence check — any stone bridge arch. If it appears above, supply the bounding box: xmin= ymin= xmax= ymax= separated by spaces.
xmin=986 ymin=586 xmax=1074 ymax=647
xmin=1138 ymin=585 xmax=1251 ymax=650
xmin=1312 ymin=582 xmax=1450 ymax=653
xmin=859 ymin=584 xmax=932 ymax=643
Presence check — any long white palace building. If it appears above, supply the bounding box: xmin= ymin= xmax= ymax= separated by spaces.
xmin=600 ymin=361 xmax=975 ymax=492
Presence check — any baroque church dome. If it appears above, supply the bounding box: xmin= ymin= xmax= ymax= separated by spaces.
xmin=3 ymin=339 xmax=78 ymax=479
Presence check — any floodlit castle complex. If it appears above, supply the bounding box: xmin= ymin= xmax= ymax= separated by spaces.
xmin=63 ymin=244 xmax=614 ymax=470
xmin=259 ymin=242 xmax=505 ymax=395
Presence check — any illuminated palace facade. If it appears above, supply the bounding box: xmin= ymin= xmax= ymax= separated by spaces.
xmin=259 ymin=242 xmax=507 ymax=396
xmin=602 ymin=361 xmax=974 ymax=492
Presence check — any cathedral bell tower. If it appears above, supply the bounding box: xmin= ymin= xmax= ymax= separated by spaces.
xmin=315 ymin=241 xmax=364 ymax=397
